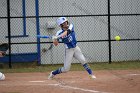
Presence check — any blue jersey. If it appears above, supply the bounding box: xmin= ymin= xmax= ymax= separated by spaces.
xmin=56 ymin=24 xmax=77 ymax=49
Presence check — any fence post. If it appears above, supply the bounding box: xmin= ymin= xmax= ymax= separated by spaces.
xmin=35 ymin=0 xmax=41 ymax=65
xmin=108 ymin=0 xmax=112 ymax=64
xmin=7 ymin=0 xmax=12 ymax=68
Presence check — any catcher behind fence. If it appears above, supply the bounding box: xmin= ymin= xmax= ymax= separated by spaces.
xmin=0 ymin=43 xmax=9 ymax=57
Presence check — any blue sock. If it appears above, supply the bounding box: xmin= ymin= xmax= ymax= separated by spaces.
xmin=83 ymin=63 xmax=92 ymax=75
xmin=52 ymin=68 xmax=62 ymax=75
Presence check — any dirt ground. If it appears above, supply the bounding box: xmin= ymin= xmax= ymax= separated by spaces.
xmin=0 ymin=70 xmax=140 ymax=93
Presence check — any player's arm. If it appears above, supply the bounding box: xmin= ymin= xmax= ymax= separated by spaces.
xmin=59 ymin=24 xmax=73 ymax=38
xmin=52 ymin=31 xmax=68 ymax=46
xmin=52 ymin=24 xmax=73 ymax=44
xmin=59 ymin=30 xmax=68 ymax=38
xmin=52 ymin=36 xmax=59 ymax=46
xmin=56 ymin=24 xmax=73 ymax=38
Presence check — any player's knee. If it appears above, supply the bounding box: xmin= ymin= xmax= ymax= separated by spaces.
xmin=64 ymin=68 xmax=70 ymax=72
xmin=62 ymin=67 xmax=70 ymax=73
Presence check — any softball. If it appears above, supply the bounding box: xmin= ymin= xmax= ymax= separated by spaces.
xmin=115 ymin=36 xmax=121 ymax=41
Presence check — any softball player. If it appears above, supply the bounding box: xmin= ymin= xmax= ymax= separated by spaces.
xmin=0 ymin=42 xmax=8 ymax=57
xmin=0 ymin=42 xmax=3 ymax=57
xmin=48 ymin=17 xmax=96 ymax=79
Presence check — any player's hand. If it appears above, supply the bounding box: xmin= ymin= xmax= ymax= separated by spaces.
xmin=52 ymin=36 xmax=58 ymax=41
xmin=52 ymin=36 xmax=59 ymax=46
xmin=53 ymin=41 xmax=59 ymax=46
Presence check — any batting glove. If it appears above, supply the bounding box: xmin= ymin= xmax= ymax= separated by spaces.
xmin=52 ymin=36 xmax=58 ymax=42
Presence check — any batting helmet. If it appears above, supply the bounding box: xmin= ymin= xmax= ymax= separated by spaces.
xmin=57 ymin=17 xmax=68 ymax=26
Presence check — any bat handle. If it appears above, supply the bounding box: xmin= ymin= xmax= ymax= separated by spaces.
xmin=37 ymin=35 xmax=50 ymax=38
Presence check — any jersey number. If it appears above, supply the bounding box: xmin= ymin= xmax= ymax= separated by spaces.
xmin=68 ymin=36 xmax=72 ymax=42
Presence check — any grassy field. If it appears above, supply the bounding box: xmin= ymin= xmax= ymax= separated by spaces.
xmin=0 ymin=61 xmax=140 ymax=73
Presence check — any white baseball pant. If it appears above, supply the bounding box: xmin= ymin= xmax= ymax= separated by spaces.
xmin=61 ymin=46 xmax=87 ymax=72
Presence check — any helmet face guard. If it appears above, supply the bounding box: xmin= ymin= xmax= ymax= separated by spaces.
xmin=57 ymin=17 xmax=68 ymax=26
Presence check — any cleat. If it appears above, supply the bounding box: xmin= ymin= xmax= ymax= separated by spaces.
xmin=89 ymin=75 xmax=96 ymax=79
xmin=48 ymin=71 xmax=55 ymax=80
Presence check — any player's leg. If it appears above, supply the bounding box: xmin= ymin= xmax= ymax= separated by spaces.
xmin=73 ymin=46 xmax=96 ymax=79
xmin=48 ymin=48 xmax=74 ymax=79
xmin=62 ymin=48 xmax=75 ymax=72
xmin=52 ymin=48 xmax=74 ymax=74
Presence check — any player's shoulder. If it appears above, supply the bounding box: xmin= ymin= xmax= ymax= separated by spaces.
xmin=69 ymin=23 xmax=74 ymax=27
xmin=56 ymin=30 xmax=63 ymax=36
xmin=68 ymin=23 xmax=74 ymax=30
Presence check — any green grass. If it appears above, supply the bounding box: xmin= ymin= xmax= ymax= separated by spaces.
xmin=0 ymin=61 xmax=140 ymax=73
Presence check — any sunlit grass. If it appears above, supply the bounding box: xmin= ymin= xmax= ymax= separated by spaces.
xmin=0 ymin=61 xmax=140 ymax=73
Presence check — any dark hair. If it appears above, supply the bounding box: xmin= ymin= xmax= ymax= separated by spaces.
xmin=60 ymin=21 xmax=68 ymax=28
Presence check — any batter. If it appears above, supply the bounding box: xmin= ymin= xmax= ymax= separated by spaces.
xmin=48 ymin=17 xmax=96 ymax=79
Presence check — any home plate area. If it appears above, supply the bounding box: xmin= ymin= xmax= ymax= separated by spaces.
xmin=0 ymin=70 xmax=140 ymax=93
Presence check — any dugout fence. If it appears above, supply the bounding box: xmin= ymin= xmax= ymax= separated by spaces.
xmin=0 ymin=0 xmax=140 ymax=68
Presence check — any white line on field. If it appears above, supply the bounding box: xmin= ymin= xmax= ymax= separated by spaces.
xmin=1 ymin=81 xmax=108 ymax=93
xmin=29 ymin=80 xmax=45 ymax=82
xmin=28 ymin=81 xmax=108 ymax=93
xmin=48 ymin=83 xmax=108 ymax=93
xmin=127 ymin=74 xmax=140 ymax=76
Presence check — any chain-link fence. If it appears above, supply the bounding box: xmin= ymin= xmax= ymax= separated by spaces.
xmin=0 ymin=0 xmax=140 ymax=68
